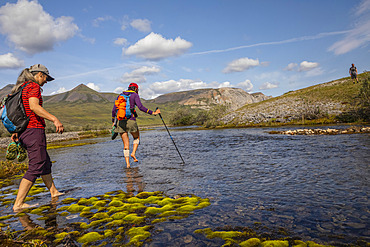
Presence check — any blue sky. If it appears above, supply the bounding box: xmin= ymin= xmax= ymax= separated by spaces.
xmin=0 ymin=0 xmax=369 ymax=99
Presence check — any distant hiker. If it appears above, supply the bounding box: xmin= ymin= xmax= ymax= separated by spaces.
xmin=349 ymin=63 xmax=359 ymax=84
xmin=112 ymin=83 xmax=160 ymax=168
xmin=11 ymin=64 xmax=64 ymax=211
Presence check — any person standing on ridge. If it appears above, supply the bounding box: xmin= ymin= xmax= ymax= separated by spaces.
xmin=112 ymin=83 xmax=160 ymax=168
xmin=349 ymin=63 xmax=359 ymax=84
xmin=11 ymin=64 xmax=65 ymax=211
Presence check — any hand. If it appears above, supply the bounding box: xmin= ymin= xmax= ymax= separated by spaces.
xmin=153 ymin=109 xmax=161 ymax=115
xmin=11 ymin=133 xmax=19 ymax=142
xmin=53 ymin=119 xmax=64 ymax=134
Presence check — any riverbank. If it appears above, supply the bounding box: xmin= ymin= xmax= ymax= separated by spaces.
xmin=0 ymin=129 xmax=112 ymax=149
xmin=269 ymin=126 xmax=370 ymax=135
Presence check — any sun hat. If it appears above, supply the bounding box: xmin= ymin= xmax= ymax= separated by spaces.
xmin=129 ymin=83 xmax=138 ymax=89
xmin=29 ymin=64 xmax=54 ymax=81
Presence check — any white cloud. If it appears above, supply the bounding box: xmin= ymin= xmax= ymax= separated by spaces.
xmin=259 ymin=82 xmax=278 ymax=90
xmin=50 ymin=87 xmax=67 ymax=95
xmin=86 ymin=83 xmax=100 ymax=91
xmin=284 ymin=63 xmax=298 ymax=71
xmin=0 ymin=0 xmax=79 ymax=54
xmin=123 ymin=32 xmax=192 ymax=60
xmin=120 ymin=66 xmax=160 ymax=83
xmin=0 ymin=53 xmax=24 ymax=69
xmin=328 ymin=0 xmax=370 ymax=55
xmin=114 ymin=38 xmax=128 ymax=46
xmin=237 ymin=80 xmax=254 ymax=91
xmin=114 ymin=86 xmax=125 ymax=94
xmin=92 ymin=16 xmax=114 ymax=27
xmin=130 ymin=19 xmax=151 ymax=32
xmin=223 ymin=57 xmax=260 ymax=73
xmin=149 ymin=79 xmax=207 ymax=95
xmin=298 ymin=61 xmax=319 ymax=72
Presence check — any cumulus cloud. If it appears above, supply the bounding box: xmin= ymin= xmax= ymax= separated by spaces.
xmin=86 ymin=83 xmax=100 ymax=91
xmin=0 ymin=53 xmax=24 ymax=69
xmin=298 ymin=61 xmax=319 ymax=72
xmin=284 ymin=63 xmax=298 ymax=71
xmin=237 ymin=80 xmax=254 ymax=91
xmin=223 ymin=57 xmax=260 ymax=73
xmin=328 ymin=0 xmax=370 ymax=55
xmin=0 ymin=0 xmax=79 ymax=54
xmin=50 ymin=87 xmax=67 ymax=95
xmin=120 ymin=66 xmax=160 ymax=83
xmin=259 ymin=82 xmax=278 ymax=90
xmin=123 ymin=32 xmax=192 ymax=60
xmin=92 ymin=16 xmax=114 ymax=27
xmin=114 ymin=86 xmax=125 ymax=94
xmin=130 ymin=19 xmax=151 ymax=32
xmin=114 ymin=38 xmax=128 ymax=46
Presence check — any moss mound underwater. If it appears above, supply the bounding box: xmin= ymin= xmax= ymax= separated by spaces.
xmin=0 ymin=188 xmax=211 ymax=246
xmin=194 ymin=227 xmax=337 ymax=247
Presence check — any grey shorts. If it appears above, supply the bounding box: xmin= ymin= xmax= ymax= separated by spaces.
xmin=115 ymin=120 xmax=138 ymax=133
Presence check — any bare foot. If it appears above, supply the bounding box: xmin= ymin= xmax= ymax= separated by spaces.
xmin=13 ymin=203 xmax=39 ymax=212
xmin=131 ymin=154 xmax=138 ymax=162
xmin=51 ymin=191 xmax=65 ymax=198
xmin=126 ymin=164 xmax=131 ymax=169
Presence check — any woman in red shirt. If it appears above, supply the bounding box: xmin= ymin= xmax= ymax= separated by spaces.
xmin=11 ymin=64 xmax=64 ymax=211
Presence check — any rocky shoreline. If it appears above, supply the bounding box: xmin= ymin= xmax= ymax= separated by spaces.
xmin=269 ymin=126 xmax=370 ymax=135
xmin=0 ymin=131 xmax=81 ymax=149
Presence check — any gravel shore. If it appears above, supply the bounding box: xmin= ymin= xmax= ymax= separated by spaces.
xmin=0 ymin=131 xmax=81 ymax=149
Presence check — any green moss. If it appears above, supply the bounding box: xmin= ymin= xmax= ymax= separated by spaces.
xmin=111 ymin=211 xmax=128 ymax=220
xmin=261 ymin=240 xmax=289 ymax=247
xmin=60 ymin=212 xmax=69 ymax=217
xmin=92 ymin=200 xmax=108 ymax=208
xmin=0 ymin=223 xmax=9 ymax=227
xmin=105 ymin=219 xmax=125 ymax=228
xmin=28 ymin=186 xmax=47 ymax=196
xmin=62 ymin=197 xmax=79 ymax=204
xmin=176 ymin=204 xmax=199 ymax=212
xmin=0 ymin=215 xmax=14 ymax=221
xmin=151 ymin=218 xmax=167 ymax=224
xmin=67 ymin=204 xmax=86 ymax=213
xmin=77 ymin=231 xmax=104 ymax=244
xmin=108 ymin=200 xmax=124 ymax=207
xmin=91 ymin=212 xmax=110 ymax=220
xmin=240 ymin=238 xmax=262 ymax=247
xmin=54 ymin=232 xmax=69 ymax=243
xmin=194 ymin=228 xmax=245 ymax=240
xmin=80 ymin=211 xmax=94 ymax=218
xmin=136 ymin=191 xmax=160 ymax=198
xmin=305 ymin=241 xmax=332 ymax=247
xmin=123 ymin=213 xmax=145 ymax=224
xmin=293 ymin=240 xmax=307 ymax=247
xmin=145 ymin=204 xmax=173 ymax=215
xmin=104 ymin=229 xmax=114 ymax=238
xmin=126 ymin=226 xmax=151 ymax=245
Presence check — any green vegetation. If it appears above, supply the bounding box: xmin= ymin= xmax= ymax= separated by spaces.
xmin=169 ymin=104 xmax=229 ymax=127
xmin=337 ymin=72 xmax=370 ymax=122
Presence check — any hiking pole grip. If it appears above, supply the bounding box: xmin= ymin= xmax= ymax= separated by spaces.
xmin=156 ymin=107 xmax=185 ymax=165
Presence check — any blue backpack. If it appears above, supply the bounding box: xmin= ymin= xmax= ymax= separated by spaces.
xmin=0 ymin=82 xmax=30 ymax=134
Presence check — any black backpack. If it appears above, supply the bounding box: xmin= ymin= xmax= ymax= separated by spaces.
xmin=0 ymin=82 xmax=30 ymax=134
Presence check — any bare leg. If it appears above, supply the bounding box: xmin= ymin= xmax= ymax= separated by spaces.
xmin=13 ymin=178 xmax=34 ymax=211
xmin=41 ymin=174 xmax=64 ymax=197
xmin=121 ymin=132 xmax=130 ymax=168
xmin=131 ymin=130 xmax=140 ymax=162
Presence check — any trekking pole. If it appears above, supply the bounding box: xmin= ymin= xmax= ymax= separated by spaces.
xmin=156 ymin=108 xmax=185 ymax=165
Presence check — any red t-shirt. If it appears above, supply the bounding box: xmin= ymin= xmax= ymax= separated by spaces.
xmin=21 ymin=81 xmax=45 ymax=129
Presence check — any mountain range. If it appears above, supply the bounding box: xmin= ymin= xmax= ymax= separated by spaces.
xmin=0 ymin=83 xmax=270 ymax=130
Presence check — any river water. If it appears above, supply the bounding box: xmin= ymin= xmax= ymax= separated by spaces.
xmin=1 ymin=126 xmax=369 ymax=246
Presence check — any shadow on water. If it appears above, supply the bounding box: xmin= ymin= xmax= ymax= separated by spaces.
xmin=1 ymin=126 xmax=369 ymax=246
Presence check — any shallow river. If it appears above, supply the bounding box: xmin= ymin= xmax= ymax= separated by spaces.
xmin=1 ymin=126 xmax=369 ymax=246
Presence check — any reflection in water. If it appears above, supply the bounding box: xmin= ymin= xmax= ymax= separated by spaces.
xmin=124 ymin=167 xmax=145 ymax=196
